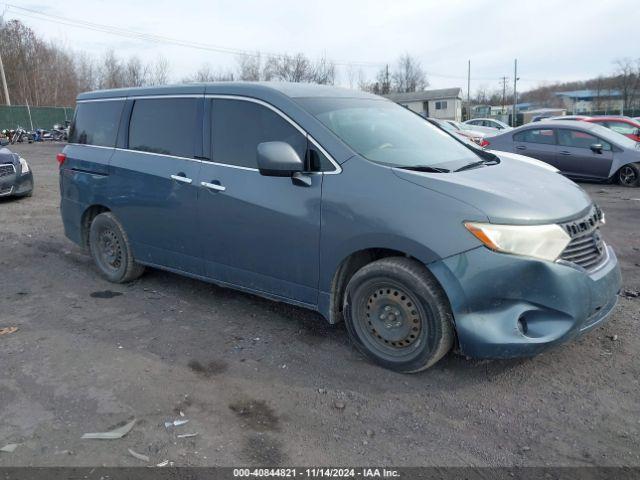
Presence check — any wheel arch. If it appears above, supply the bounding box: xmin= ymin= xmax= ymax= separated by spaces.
xmin=324 ymin=243 xmax=449 ymax=326
xmin=80 ymin=204 xmax=111 ymax=249
xmin=613 ymin=161 xmax=640 ymax=186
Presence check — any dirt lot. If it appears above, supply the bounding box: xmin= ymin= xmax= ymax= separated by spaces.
xmin=0 ymin=142 xmax=638 ymax=467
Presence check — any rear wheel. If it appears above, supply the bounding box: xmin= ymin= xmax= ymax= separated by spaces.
xmin=343 ymin=257 xmax=454 ymax=373
xmin=618 ymin=163 xmax=640 ymax=187
xmin=89 ymin=212 xmax=145 ymax=283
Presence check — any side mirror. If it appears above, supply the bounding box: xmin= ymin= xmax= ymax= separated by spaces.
xmin=257 ymin=141 xmax=304 ymax=177
xmin=590 ymin=143 xmax=603 ymax=154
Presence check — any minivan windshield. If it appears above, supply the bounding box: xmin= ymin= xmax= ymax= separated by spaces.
xmin=298 ymin=97 xmax=482 ymax=171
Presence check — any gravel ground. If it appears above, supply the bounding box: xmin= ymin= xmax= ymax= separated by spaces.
xmin=0 ymin=142 xmax=638 ymax=467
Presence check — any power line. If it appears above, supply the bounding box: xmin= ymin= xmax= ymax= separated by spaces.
xmin=4 ymin=4 xmax=382 ymax=68
xmin=4 ymin=3 xmax=522 ymax=82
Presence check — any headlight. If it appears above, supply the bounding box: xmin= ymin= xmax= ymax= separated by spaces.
xmin=464 ymin=221 xmax=571 ymax=261
xmin=19 ymin=157 xmax=29 ymax=174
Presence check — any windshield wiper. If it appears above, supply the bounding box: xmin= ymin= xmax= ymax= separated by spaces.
xmin=397 ymin=165 xmax=450 ymax=173
xmin=454 ymin=158 xmax=500 ymax=172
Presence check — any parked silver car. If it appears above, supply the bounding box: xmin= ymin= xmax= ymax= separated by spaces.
xmin=486 ymin=120 xmax=640 ymax=186
xmin=464 ymin=118 xmax=512 ymax=132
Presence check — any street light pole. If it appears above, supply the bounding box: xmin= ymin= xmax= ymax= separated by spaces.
xmin=512 ymin=59 xmax=518 ymax=127
xmin=0 ymin=51 xmax=10 ymax=106
xmin=467 ymin=59 xmax=471 ymax=121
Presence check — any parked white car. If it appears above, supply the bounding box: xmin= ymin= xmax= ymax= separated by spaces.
xmin=464 ymin=118 xmax=513 ymax=133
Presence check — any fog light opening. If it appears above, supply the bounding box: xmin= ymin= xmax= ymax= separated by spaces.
xmin=517 ymin=316 xmax=529 ymax=335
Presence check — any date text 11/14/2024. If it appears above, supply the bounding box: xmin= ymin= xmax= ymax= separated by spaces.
xmin=233 ymin=468 xmax=401 ymax=478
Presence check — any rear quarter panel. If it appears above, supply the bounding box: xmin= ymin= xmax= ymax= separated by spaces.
xmin=60 ymin=144 xmax=115 ymax=245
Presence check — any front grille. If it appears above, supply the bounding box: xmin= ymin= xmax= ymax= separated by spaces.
xmin=0 ymin=163 xmax=15 ymax=177
xmin=559 ymin=205 xmax=606 ymax=270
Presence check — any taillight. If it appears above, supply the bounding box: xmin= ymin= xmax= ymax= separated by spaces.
xmin=480 ymin=139 xmax=490 ymax=148
xmin=56 ymin=153 xmax=66 ymax=166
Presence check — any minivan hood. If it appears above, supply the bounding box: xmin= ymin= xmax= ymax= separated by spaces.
xmin=393 ymin=154 xmax=592 ymax=224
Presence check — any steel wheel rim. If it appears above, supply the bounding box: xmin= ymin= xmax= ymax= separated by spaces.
xmin=98 ymin=228 xmax=123 ymax=271
xmin=619 ymin=166 xmax=637 ymax=185
xmin=353 ymin=281 xmax=427 ymax=361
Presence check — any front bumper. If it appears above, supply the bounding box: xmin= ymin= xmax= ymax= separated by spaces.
xmin=0 ymin=166 xmax=33 ymax=197
xmin=429 ymin=245 xmax=622 ymax=359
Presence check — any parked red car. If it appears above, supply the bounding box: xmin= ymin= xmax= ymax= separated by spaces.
xmin=584 ymin=117 xmax=640 ymax=142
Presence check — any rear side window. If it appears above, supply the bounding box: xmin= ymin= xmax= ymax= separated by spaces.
xmin=513 ymin=128 xmax=556 ymax=145
xmin=69 ymin=100 xmax=124 ymax=147
xmin=211 ymin=99 xmax=307 ymax=169
xmin=558 ymin=129 xmax=612 ymax=151
xmin=129 ymin=98 xmax=197 ymax=158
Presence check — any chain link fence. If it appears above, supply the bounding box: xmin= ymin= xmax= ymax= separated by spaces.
xmin=0 ymin=105 xmax=75 ymax=131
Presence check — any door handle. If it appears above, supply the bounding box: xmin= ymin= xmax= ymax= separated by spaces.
xmin=515 ymin=145 xmax=526 ymax=150
xmin=559 ymin=151 xmax=571 ymax=156
xmin=201 ymin=181 xmax=226 ymax=192
xmin=171 ymin=174 xmax=193 ymax=184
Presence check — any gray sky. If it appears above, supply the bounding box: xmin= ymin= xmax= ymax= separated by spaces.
xmin=7 ymin=0 xmax=640 ymax=93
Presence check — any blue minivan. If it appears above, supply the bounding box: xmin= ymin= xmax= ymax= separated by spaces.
xmin=60 ymin=83 xmax=622 ymax=372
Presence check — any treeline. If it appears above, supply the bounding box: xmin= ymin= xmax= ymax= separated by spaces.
xmin=0 ymin=18 xmax=432 ymax=107
xmin=473 ymin=58 xmax=640 ymax=110
xmin=519 ymin=59 xmax=640 ymax=111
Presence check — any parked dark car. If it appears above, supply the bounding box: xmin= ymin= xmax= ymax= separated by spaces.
xmin=0 ymin=146 xmax=34 ymax=198
xmin=531 ymin=114 xmax=554 ymax=122
xmin=487 ymin=120 xmax=640 ymax=186
xmin=60 ymin=83 xmax=621 ymax=372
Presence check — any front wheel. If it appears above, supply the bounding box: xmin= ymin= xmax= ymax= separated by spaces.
xmin=343 ymin=257 xmax=454 ymax=373
xmin=89 ymin=212 xmax=145 ymax=283
xmin=618 ymin=163 xmax=640 ymax=187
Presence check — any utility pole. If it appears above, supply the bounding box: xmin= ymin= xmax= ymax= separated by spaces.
xmin=512 ymin=59 xmax=518 ymax=127
xmin=385 ymin=64 xmax=390 ymax=94
xmin=467 ymin=60 xmax=471 ymax=121
xmin=0 ymin=51 xmax=10 ymax=106
xmin=500 ymin=76 xmax=508 ymax=113
xmin=25 ymin=99 xmax=33 ymax=131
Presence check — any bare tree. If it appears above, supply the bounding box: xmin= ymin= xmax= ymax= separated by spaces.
xmin=613 ymin=58 xmax=640 ymax=113
xmin=391 ymin=54 xmax=428 ymax=93
xmin=345 ymin=64 xmax=357 ymax=89
xmin=263 ymin=53 xmax=311 ymax=82
xmin=183 ymin=64 xmax=234 ymax=83
xmin=374 ymin=64 xmax=391 ymax=94
xmin=124 ymin=56 xmax=150 ymax=87
xmin=237 ymin=54 xmax=262 ymax=81
xmin=75 ymin=52 xmax=97 ymax=93
xmin=309 ymin=54 xmax=336 ymax=85
xmin=149 ymin=56 xmax=170 ymax=86
xmin=98 ymin=50 xmax=125 ymax=89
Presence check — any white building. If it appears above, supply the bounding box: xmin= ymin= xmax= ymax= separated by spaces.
xmin=385 ymin=88 xmax=463 ymax=121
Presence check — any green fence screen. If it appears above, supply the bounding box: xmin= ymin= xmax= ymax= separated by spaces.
xmin=0 ymin=105 xmax=75 ymax=131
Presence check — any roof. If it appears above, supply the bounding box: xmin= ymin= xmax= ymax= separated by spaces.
xmin=555 ymin=89 xmax=621 ymax=99
xmin=518 ymin=119 xmax=601 ymax=131
xmin=587 ymin=116 xmax=640 ymax=125
xmin=384 ymin=88 xmax=462 ymax=103
xmin=76 ymin=81 xmax=382 ymax=101
xmin=526 ymin=108 xmax=567 ymax=114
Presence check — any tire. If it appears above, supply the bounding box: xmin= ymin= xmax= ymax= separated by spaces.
xmin=89 ymin=212 xmax=145 ymax=283
xmin=618 ymin=163 xmax=640 ymax=187
xmin=343 ymin=257 xmax=454 ymax=373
